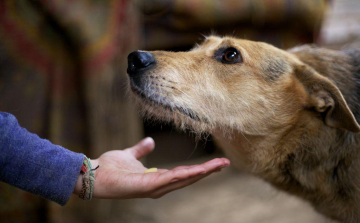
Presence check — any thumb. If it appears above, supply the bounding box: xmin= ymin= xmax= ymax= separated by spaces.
xmin=127 ymin=137 xmax=155 ymax=159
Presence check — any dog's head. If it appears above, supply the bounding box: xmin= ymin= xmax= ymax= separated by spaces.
xmin=127 ymin=36 xmax=360 ymax=136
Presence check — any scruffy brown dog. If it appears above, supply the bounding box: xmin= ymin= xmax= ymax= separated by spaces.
xmin=127 ymin=36 xmax=360 ymax=222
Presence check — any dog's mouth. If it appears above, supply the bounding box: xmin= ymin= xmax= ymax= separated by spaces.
xmin=130 ymin=79 xmax=202 ymax=122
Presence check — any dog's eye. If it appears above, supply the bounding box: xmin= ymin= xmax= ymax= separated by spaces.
xmin=216 ymin=47 xmax=242 ymax=64
xmin=223 ymin=48 xmax=239 ymax=62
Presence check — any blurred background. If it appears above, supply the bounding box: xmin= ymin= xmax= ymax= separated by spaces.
xmin=0 ymin=0 xmax=359 ymax=222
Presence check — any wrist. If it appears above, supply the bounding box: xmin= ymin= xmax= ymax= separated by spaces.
xmin=90 ymin=159 xmax=99 ymax=172
xmin=73 ymin=174 xmax=82 ymax=195
xmin=73 ymin=158 xmax=99 ymax=195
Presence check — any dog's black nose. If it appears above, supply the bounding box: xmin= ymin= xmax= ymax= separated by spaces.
xmin=127 ymin=51 xmax=155 ymax=76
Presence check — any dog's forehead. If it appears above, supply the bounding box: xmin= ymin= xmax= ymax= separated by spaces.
xmin=201 ymin=36 xmax=223 ymax=47
xmin=192 ymin=36 xmax=253 ymax=55
xmin=195 ymin=36 xmax=237 ymax=50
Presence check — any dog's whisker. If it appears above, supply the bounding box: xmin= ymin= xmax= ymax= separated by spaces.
xmin=240 ymin=131 xmax=252 ymax=145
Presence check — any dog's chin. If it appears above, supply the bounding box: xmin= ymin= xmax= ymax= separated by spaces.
xmin=130 ymin=82 xmax=207 ymax=131
xmin=130 ymin=83 xmax=174 ymax=113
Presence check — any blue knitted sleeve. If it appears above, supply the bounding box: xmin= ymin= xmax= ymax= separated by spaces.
xmin=0 ymin=112 xmax=84 ymax=206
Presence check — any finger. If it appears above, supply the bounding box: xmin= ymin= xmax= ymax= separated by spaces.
xmin=150 ymin=171 xmax=215 ymax=198
xmin=170 ymin=165 xmax=199 ymax=171
xmin=170 ymin=158 xmax=230 ymax=172
xmin=198 ymin=158 xmax=230 ymax=172
xmin=157 ymin=168 xmax=168 ymax=173
xmin=152 ymin=165 xmax=207 ymax=188
xmin=151 ymin=163 xmax=229 ymax=198
xmin=151 ymin=158 xmax=230 ymax=187
xmin=126 ymin=137 xmax=155 ymax=159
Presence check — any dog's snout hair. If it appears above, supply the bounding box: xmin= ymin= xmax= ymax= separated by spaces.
xmin=127 ymin=36 xmax=360 ymax=222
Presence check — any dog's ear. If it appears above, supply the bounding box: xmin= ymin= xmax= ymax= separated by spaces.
xmin=294 ymin=64 xmax=360 ymax=132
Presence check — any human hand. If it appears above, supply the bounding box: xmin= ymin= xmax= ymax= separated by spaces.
xmin=73 ymin=137 xmax=230 ymax=199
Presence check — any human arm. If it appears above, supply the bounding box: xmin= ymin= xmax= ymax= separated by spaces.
xmin=0 ymin=112 xmax=230 ymax=204
xmin=0 ymin=112 xmax=84 ymax=206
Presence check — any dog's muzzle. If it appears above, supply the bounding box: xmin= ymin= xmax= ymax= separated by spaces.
xmin=127 ymin=51 xmax=155 ymax=77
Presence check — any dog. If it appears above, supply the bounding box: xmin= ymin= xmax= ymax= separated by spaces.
xmin=127 ymin=36 xmax=360 ymax=222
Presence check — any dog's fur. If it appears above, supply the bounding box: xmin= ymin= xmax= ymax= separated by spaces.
xmin=128 ymin=36 xmax=360 ymax=222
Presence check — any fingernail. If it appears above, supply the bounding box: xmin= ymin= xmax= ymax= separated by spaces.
xmin=143 ymin=137 xmax=152 ymax=145
xmin=142 ymin=137 xmax=155 ymax=148
xmin=222 ymin=159 xmax=230 ymax=166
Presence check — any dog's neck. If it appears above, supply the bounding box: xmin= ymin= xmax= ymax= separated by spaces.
xmin=213 ymin=122 xmax=360 ymax=221
xmin=212 ymin=130 xmax=281 ymax=173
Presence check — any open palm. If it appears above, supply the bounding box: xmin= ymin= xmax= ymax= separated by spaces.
xmin=76 ymin=137 xmax=230 ymax=199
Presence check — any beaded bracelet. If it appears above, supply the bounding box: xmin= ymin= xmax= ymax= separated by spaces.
xmin=79 ymin=156 xmax=99 ymax=201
